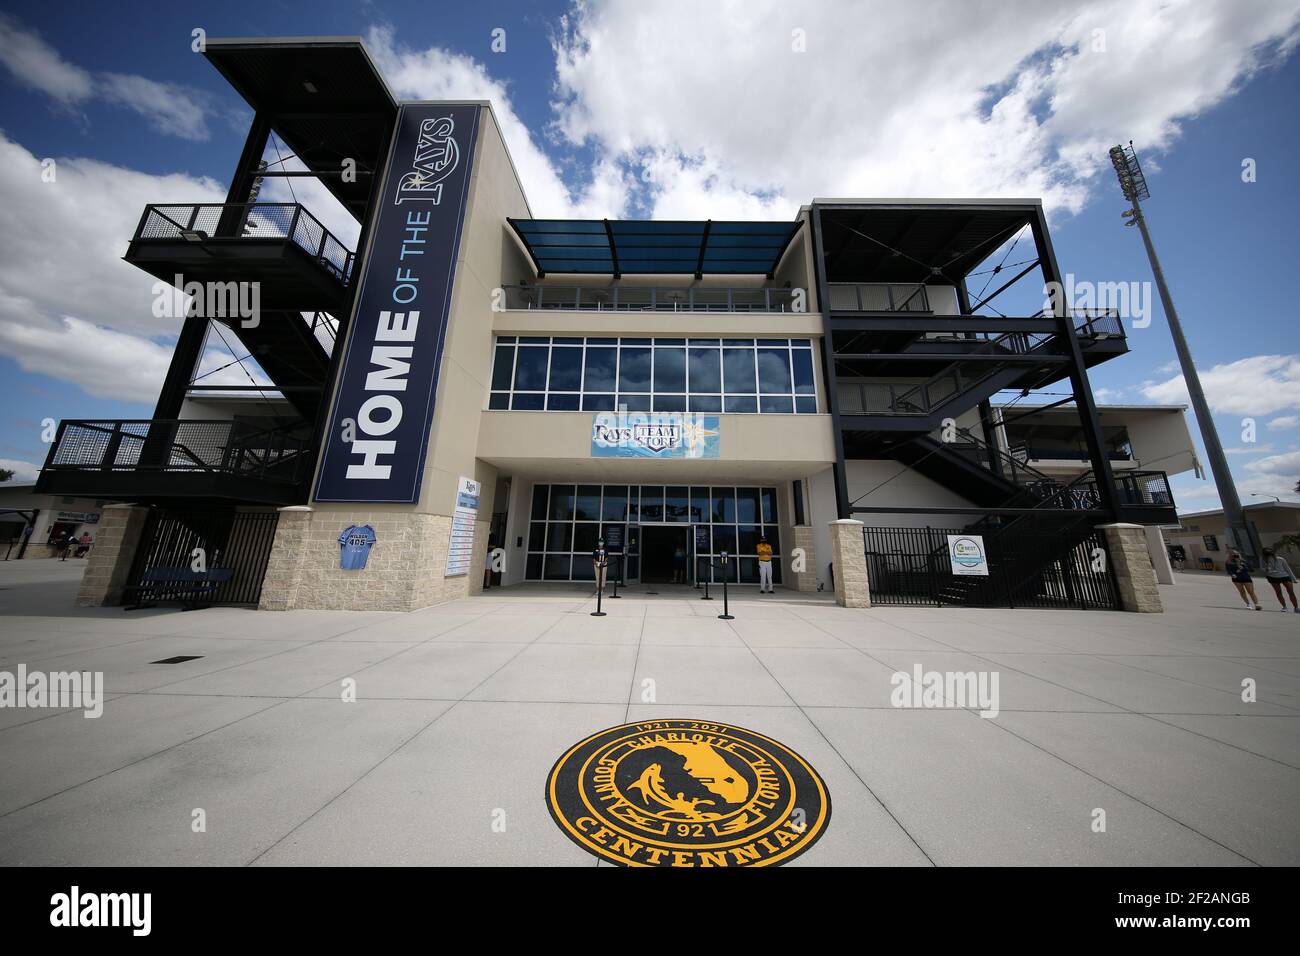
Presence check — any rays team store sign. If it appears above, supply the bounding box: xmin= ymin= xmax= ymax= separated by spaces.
xmin=591 ymin=411 xmax=720 ymax=459
xmin=315 ymin=104 xmax=481 ymax=503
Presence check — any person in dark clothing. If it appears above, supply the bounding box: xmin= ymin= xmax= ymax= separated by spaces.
xmin=673 ymin=545 xmax=687 ymax=584
xmin=55 ymin=532 xmax=72 ymax=561
xmin=1225 ymin=549 xmax=1262 ymax=610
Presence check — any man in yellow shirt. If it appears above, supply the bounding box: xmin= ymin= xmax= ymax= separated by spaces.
xmin=756 ymin=535 xmax=774 ymax=594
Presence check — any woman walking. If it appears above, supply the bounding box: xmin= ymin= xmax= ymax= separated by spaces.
xmin=1225 ymin=549 xmax=1262 ymax=610
xmin=1260 ymin=547 xmax=1299 ymax=613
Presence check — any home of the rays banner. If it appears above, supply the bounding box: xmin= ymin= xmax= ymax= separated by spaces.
xmin=591 ymin=412 xmax=720 ymax=459
xmin=314 ymin=103 xmax=480 ymax=503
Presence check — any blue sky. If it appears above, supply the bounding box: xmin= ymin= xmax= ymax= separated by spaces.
xmin=1 ymin=0 xmax=1298 ymax=513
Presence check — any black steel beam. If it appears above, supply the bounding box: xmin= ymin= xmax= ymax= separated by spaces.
xmin=967 ymin=260 xmax=1041 ymax=313
xmin=256 ymin=170 xmax=374 ymax=178
xmin=811 ymin=205 xmax=851 ymax=519
xmin=151 ymin=316 xmax=210 ymax=421
xmin=217 ymin=112 xmax=271 ymax=238
xmin=849 ymin=505 xmax=1107 ymax=516
xmin=604 ymin=219 xmax=620 ymax=279
xmin=825 ymin=315 xmax=1057 ymax=333
xmin=833 ymin=352 xmax=1066 ymax=364
xmin=1031 ymin=205 xmax=1122 ymax=522
xmin=695 ymin=219 xmax=711 ymax=280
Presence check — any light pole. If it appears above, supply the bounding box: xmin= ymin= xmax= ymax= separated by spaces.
xmin=1251 ymin=493 xmax=1281 ymax=504
xmin=1108 ymin=142 xmax=1257 ymax=559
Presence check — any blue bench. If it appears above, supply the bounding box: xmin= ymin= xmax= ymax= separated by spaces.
xmin=125 ymin=567 xmax=236 ymax=611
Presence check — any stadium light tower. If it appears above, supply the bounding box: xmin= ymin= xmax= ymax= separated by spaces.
xmin=1109 ymin=141 xmax=1256 ymax=559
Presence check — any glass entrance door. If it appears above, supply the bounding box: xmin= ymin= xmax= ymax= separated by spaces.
xmin=623 ymin=524 xmax=640 ymax=585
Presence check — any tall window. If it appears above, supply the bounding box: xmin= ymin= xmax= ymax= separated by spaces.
xmin=526 ymin=483 xmax=780 ymax=584
xmin=489 ymin=337 xmax=817 ymax=414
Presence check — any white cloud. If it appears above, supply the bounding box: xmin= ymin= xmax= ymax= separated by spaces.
xmin=100 ymin=73 xmax=211 ymax=141
xmin=0 ymin=132 xmax=224 ymax=402
xmin=1140 ymin=355 xmax=1300 ymax=414
xmin=0 ymin=316 xmax=174 ymax=403
xmin=1267 ymin=415 xmax=1300 ymax=430
xmin=1242 ymin=451 xmax=1300 ymax=500
xmin=0 ymin=458 xmax=41 ymax=481
xmin=0 ymin=15 xmax=214 ymax=140
xmin=364 ymin=24 xmax=630 ymax=217
xmin=1246 ymin=450 xmax=1300 ymax=478
xmin=551 ymin=0 xmax=1300 ymax=219
xmin=0 ymin=14 xmax=92 ymax=105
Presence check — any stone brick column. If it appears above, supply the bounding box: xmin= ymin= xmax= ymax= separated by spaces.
xmin=789 ymin=525 xmax=817 ymax=592
xmin=829 ymin=518 xmax=870 ymax=608
xmin=258 ymin=506 xmax=313 ymax=611
xmin=76 ymin=503 xmax=149 ymax=607
xmin=1099 ymin=522 xmax=1163 ymax=613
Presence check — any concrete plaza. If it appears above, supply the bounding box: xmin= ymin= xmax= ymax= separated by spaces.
xmin=0 ymin=558 xmax=1296 ymax=866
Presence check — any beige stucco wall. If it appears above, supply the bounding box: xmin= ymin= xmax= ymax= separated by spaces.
xmin=290 ymin=104 xmax=528 ymax=609
xmin=1167 ymin=505 xmax=1300 ymax=568
xmin=414 ymin=103 xmax=533 ymax=520
xmin=845 ymin=458 xmax=978 ymax=529
xmin=476 ymin=410 xmax=836 ymax=478
xmin=259 ymin=506 xmax=489 ymax=610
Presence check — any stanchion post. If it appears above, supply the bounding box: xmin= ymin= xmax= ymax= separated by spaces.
xmin=718 ymin=550 xmax=734 ymax=620
xmin=610 ymin=553 xmax=621 ymax=598
xmin=591 ymin=539 xmax=607 ymax=617
xmin=701 ymin=558 xmax=712 ymax=601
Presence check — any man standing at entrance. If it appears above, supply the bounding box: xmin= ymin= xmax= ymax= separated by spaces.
xmin=593 ymin=538 xmax=608 ymax=595
xmin=757 ymin=534 xmax=774 ymax=593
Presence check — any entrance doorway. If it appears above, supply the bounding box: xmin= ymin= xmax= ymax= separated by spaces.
xmin=640 ymin=525 xmax=691 ymax=584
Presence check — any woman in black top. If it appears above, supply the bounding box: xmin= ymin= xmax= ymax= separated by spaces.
xmin=1224 ymin=550 xmax=1262 ymax=610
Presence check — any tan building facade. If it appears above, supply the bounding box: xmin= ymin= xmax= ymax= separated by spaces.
xmin=37 ymin=37 xmax=1188 ymax=615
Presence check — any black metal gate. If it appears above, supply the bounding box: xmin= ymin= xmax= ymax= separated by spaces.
xmin=124 ymin=508 xmax=279 ymax=607
xmin=862 ymin=521 xmax=1119 ymax=610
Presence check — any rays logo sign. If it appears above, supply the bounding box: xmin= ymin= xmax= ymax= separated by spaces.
xmin=546 ymin=719 xmax=830 ymax=867
xmin=591 ymin=412 xmax=720 ymax=459
xmin=395 ymin=116 xmax=461 ymax=205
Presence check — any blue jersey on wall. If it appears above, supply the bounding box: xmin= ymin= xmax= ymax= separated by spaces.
xmin=338 ymin=525 xmax=377 ymax=571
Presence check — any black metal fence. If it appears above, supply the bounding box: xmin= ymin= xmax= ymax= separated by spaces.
xmin=137 ymin=202 xmax=354 ymax=283
xmin=501 ymin=284 xmax=801 ymax=313
xmin=862 ymin=521 xmax=1119 ymax=609
xmin=45 ymin=420 xmax=312 ymax=483
xmin=124 ymin=509 xmax=280 ymax=607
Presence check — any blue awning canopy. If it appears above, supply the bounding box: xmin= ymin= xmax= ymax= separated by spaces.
xmin=507 ymin=218 xmax=802 ymax=278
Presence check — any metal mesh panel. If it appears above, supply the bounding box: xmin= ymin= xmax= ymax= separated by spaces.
xmin=857 ymin=284 xmax=891 ymax=310
xmin=45 ymin=420 xmax=310 ymax=482
xmin=827 ymin=284 xmax=860 ymax=310
xmin=134 ymin=203 xmax=352 ymax=285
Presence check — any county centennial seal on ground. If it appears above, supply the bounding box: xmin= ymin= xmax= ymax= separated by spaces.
xmin=545 ymin=718 xmax=830 ymax=866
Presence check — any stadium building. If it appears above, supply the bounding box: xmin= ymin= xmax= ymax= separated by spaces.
xmin=36 ymin=37 xmax=1189 ymax=612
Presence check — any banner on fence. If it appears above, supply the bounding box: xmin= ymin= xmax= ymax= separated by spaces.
xmin=947 ymin=534 xmax=989 ymax=576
